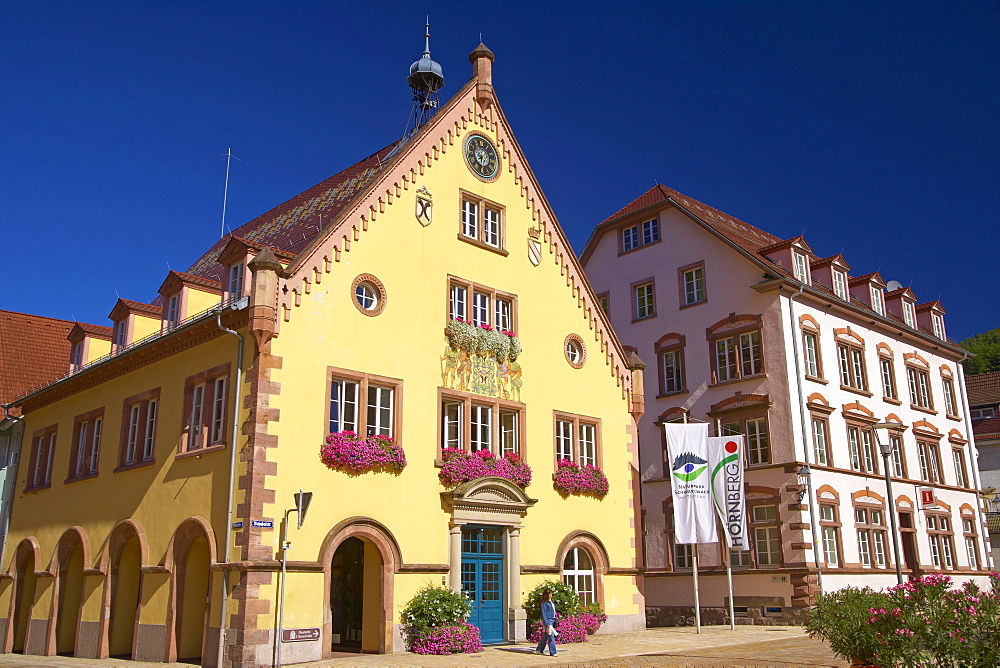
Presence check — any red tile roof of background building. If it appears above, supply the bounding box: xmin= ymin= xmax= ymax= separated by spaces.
xmin=185 ymin=142 xmax=398 ymax=284
xmin=972 ymin=416 xmax=1000 ymax=440
xmin=0 ymin=310 xmax=76 ymax=405
xmin=967 ymin=370 xmax=1000 ymax=407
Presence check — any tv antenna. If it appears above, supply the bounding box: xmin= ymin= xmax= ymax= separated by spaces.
xmin=220 ymin=148 xmax=242 ymax=238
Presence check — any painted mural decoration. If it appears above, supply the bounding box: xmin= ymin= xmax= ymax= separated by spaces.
xmin=441 ymin=320 xmax=522 ymax=400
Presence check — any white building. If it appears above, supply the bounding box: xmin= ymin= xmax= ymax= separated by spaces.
xmin=580 ymin=185 xmax=992 ymax=625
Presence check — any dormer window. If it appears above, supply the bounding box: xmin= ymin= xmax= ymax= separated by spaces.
xmin=932 ymin=314 xmax=945 ymax=340
xmin=228 ymin=262 xmax=245 ymax=298
xmin=832 ymin=271 xmax=847 ymax=300
xmin=903 ymin=301 xmax=915 ymax=327
xmin=165 ymin=294 xmax=180 ymax=327
xmin=70 ymin=341 xmax=84 ymax=369
xmin=113 ymin=321 xmax=127 ymax=350
xmin=870 ymin=286 xmax=884 ymax=316
xmin=793 ymin=252 xmax=809 ymax=283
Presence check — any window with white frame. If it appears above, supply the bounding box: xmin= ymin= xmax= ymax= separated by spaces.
xmin=118 ymin=388 xmax=159 ymax=468
xmin=70 ymin=410 xmax=104 ymax=479
xmin=879 ymin=356 xmax=897 ymax=400
xmin=622 ymin=219 xmax=659 ymax=253
xmin=165 ymin=294 xmax=180 ymax=326
xmin=714 ymin=331 xmax=763 ymax=383
xmin=907 ymin=366 xmax=933 ymax=409
xmin=889 ymin=434 xmax=905 ymax=477
xmin=917 ymin=441 xmax=942 ymax=483
xmin=681 ymin=265 xmax=705 ymax=305
xmin=793 ymin=252 xmax=809 ymax=283
xmin=932 ymin=314 xmax=945 ymax=340
xmin=752 ymin=505 xmax=781 ymax=567
xmin=674 ymin=543 xmax=693 ymax=569
xmin=811 ymin=416 xmax=830 ymax=466
xmin=902 ymin=301 xmax=916 ymax=328
xmin=554 ymin=412 xmax=600 ymax=466
xmin=634 ymin=281 xmax=655 ymax=320
xmin=656 ymin=337 xmax=686 ymax=395
xmin=962 ymin=517 xmax=980 ymax=571
xmin=942 ymin=377 xmax=957 ymax=416
xmin=870 ymin=286 xmax=885 ymax=316
xmin=926 ymin=514 xmax=955 ymax=570
xmin=855 ymin=506 xmax=888 ymax=569
xmin=837 ymin=342 xmax=868 ymax=391
xmin=562 ymin=547 xmax=596 ymax=605
xmin=70 ymin=341 xmax=84 ymax=370
xmin=720 ymin=416 xmax=770 ymax=465
xmin=113 ymin=320 xmax=127 ymax=350
xmin=971 ymin=407 xmax=995 ymax=420
xmin=846 ymin=425 xmax=878 ymax=474
xmin=622 ymin=225 xmax=639 ymax=252
xmin=819 ymin=504 xmax=841 ymax=567
xmin=440 ymin=393 xmax=522 ymax=456
xmin=952 ymin=448 xmax=968 ymax=487
xmin=329 ymin=370 xmax=399 ymax=438
xmin=832 ymin=270 xmax=848 ymax=300
xmin=228 ymin=262 xmax=245 ymax=298
xmin=803 ymin=330 xmax=821 ymax=378
xmin=642 ymin=219 xmax=659 ymax=245
xmin=459 ymin=194 xmax=505 ymax=250
xmin=26 ymin=425 xmax=58 ymax=491
xmin=448 ymin=278 xmax=516 ymax=334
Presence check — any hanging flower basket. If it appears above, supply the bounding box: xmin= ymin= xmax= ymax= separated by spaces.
xmin=553 ymin=459 xmax=609 ymax=498
xmin=445 ymin=319 xmax=521 ymax=363
xmin=438 ymin=448 xmax=532 ymax=488
xmin=320 ymin=431 xmax=406 ymax=475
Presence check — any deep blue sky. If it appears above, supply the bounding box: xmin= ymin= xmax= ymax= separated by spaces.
xmin=2 ymin=2 xmax=997 ymax=340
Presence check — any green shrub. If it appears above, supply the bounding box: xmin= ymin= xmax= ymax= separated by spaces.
xmin=523 ymin=580 xmax=580 ymax=623
xmin=400 ymin=584 xmax=472 ymax=637
xmin=805 ymin=585 xmax=885 ymax=663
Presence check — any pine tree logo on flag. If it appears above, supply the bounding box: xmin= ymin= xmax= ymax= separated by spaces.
xmin=671 ymin=452 xmax=708 ymax=482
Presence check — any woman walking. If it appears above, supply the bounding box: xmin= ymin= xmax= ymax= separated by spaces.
xmin=534 ymin=588 xmax=558 ymax=656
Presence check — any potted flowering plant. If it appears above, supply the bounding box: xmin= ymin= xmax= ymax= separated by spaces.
xmin=319 ymin=431 xmax=406 ymax=475
xmin=445 ymin=318 xmax=521 ymax=362
xmin=552 ymin=459 xmax=609 ymax=498
xmin=438 ymin=448 xmax=532 ymax=488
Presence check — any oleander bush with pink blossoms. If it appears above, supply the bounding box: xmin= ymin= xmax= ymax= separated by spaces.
xmin=410 ymin=622 xmax=482 ymax=655
xmin=805 ymin=572 xmax=1000 ymax=666
xmin=438 ymin=448 xmax=532 ymax=488
xmin=401 ymin=585 xmax=481 ymax=655
xmin=553 ymin=459 xmax=609 ymax=498
xmin=319 ymin=431 xmax=406 ymax=475
xmin=524 ymin=581 xmax=607 ymax=644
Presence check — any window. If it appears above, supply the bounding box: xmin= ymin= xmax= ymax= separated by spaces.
xmin=906 ymin=367 xmax=933 ymax=409
xmin=793 ymin=252 xmax=808 ymax=283
xmin=210 ymin=377 xmax=227 ymax=443
xmin=633 ymin=281 xmax=655 ymax=320
xmin=70 ymin=341 xmax=84 ymax=370
xmin=962 ymin=517 xmax=980 ymax=570
xmin=113 ymin=320 xmax=127 ymax=351
xmin=870 ymin=286 xmax=885 ymax=316
xmin=596 ymin=292 xmax=610 ymax=316
xmin=117 ymin=388 xmax=159 ymax=469
xmin=811 ymin=417 xmax=829 ymax=466
xmin=448 ymin=277 xmax=516 ymax=334
xmin=680 ymin=263 xmax=706 ymax=306
xmin=846 ymin=425 xmax=878 ymax=474
xmin=917 ymin=441 xmax=942 ymax=483
xmin=70 ymin=411 xmax=104 ymax=479
xmin=656 ymin=335 xmax=686 ymax=395
xmin=926 ymin=514 xmax=955 ymax=570
xmin=952 ymin=448 xmax=968 ymax=488
xmin=351 ymin=273 xmax=387 ymax=317
xmin=819 ymin=504 xmax=841 ymax=567
xmin=729 ymin=546 xmax=752 ymax=567
xmin=622 ymin=226 xmax=639 ymax=252
xmin=855 ymin=506 xmax=888 ymax=569
xmin=642 ymin=219 xmax=659 ymax=245
xmin=752 ymin=505 xmax=781 ymax=567
xmin=879 ymin=356 xmax=897 ymax=400
xmin=837 ymin=342 xmax=868 ymax=392
xmin=832 ymin=270 xmax=848 ymax=300
xmin=942 ymin=377 xmax=957 ymax=417
xmin=564 ymin=334 xmax=586 ymax=369
xmin=26 ymin=425 xmax=58 ymax=491
xmin=932 ymin=314 xmax=945 ymax=340
xmin=562 ymin=547 xmax=595 ymax=605
xmin=971 ymin=407 xmax=995 ymax=420
xmin=714 ymin=331 xmax=763 ymax=383
xmin=889 ymin=434 xmax=905 ymax=478
xmin=180 ymin=365 xmax=231 ymax=454
xmin=554 ymin=412 xmax=600 ymax=467
xmin=803 ymin=331 xmax=821 ymax=378
xmin=329 ymin=369 xmax=400 ymax=439
xmin=228 ymin=262 xmax=245 ymax=298
xmin=674 ymin=543 xmax=693 ymax=569
xmin=440 ymin=391 xmax=522 ymax=456
xmin=165 ymin=294 xmax=180 ymax=326
xmin=459 ymin=193 xmax=505 ymax=251
xmin=902 ymin=301 xmax=916 ymax=328
xmin=720 ymin=416 xmax=771 ymax=465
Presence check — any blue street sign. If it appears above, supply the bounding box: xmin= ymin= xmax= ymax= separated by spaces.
xmin=232 ymin=522 xmax=244 ymax=529
xmin=251 ymin=520 xmax=274 ymax=528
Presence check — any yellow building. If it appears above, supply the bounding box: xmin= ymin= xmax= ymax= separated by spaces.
xmin=0 ymin=43 xmax=645 ymax=666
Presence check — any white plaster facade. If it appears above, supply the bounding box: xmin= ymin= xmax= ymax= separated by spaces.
xmin=580 ymin=185 xmax=992 ymax=623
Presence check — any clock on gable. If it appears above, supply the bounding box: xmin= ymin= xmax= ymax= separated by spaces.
xmin=463 ymin=133 xmax=500 ymax=181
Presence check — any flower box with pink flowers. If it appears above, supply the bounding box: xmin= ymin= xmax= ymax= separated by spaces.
xmin=438 ymin=448 xmax=532 ymax=488
xmin=319 ymin=431 xmax=406 ymax=475
xmin=552 ymin=459 xmax=609 ymax=498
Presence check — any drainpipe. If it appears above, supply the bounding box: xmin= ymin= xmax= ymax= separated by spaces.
xmin=785 ymin=284 xmax=825 ymax=594
xmin=215 ymin=312 xmax=245 ymax=668
xmin=955 ymin=353 xmax=993 ymax=569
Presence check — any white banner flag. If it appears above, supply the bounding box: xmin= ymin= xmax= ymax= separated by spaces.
xmin=709 ymin=435 xmax=748 ymax=550
xmin=663 ymin=423 xmax=717 ymax=544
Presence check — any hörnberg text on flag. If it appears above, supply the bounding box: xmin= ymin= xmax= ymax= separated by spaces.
xmin=663 ymin=423 xmax=717 ymax=544
xmin=709 ymin=435 xmax=748 ymax=550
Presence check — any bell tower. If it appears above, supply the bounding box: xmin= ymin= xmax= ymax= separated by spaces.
xmin=404 ymin=20 xmax=444 ymax=136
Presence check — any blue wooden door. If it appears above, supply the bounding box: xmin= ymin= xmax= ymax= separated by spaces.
xmin=461 ymin=526 xmax=504 ymax=644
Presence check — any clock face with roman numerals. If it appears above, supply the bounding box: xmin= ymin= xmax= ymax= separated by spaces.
xmin=463 ymin=134 xmax=500 ymax=180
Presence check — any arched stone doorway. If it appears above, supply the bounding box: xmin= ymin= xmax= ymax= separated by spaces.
xmin=10 ymin=539 xmax=39 ymax=653
xmin=55 ymin=530 xmax=88 ymax=655
xmin=319 ymin=518 xmax=401 ymax=656
xmin=167 ymin=518 xmax=216 ymax=664
xmin=108 ymin=536 xmax=142 ymax=658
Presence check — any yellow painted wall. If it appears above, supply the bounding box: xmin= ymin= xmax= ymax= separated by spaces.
xmin=131 ymin=314 xmax=161 ymax=343
xmin=264 ymin=110 xmax=640 ymax=631
xmin=85 ymin=337 xmax=112 ymax=364
xmin=186 ymin=287 xmax=222 ymax=318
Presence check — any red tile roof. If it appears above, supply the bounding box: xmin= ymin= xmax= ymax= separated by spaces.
xmin=0 ymin=310 xmax=76 ymax=405
xmin=185 ymin=142 xmax=398 ymax=284
xmin=972 ymin=415 xmax=1000 ymax=440
xmin=967 ymin=370 xmax=1000 ymax=407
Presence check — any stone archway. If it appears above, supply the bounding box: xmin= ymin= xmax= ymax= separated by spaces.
xmin=53 ymin=527 xmax=91 ymax=656
xmin=164 ymin=518 xmax=217 ymax=664
xmin=103 ymin=520 xmax=148 ymax=659
xmin=6 ymin=538 xmax=41 ymax=654
xmin=440 ymin=477 xmax=537 ymax=641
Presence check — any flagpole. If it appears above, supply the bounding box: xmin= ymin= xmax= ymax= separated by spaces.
xmin=683 ymin=411 xmax=701 ymax=634
xmin=718 ymin=418 xmax=735 ymax=631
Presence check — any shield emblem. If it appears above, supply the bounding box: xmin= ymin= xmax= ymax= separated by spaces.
xmin=415 ymin=186 xmax=433 ymax=226
xmin=528 ymin=227 xmax=541 ymax=266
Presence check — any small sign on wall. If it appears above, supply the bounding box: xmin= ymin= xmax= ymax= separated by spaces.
xmin=282 ymin=628 xmax=320 ymax=643
xmin=771 ymin=575 xmax=788 ymax=583
xmin=918 ymin=487 xmax=937 ymax=508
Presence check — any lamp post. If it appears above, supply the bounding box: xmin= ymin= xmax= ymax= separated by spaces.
xmin=872 ymin=423 xmax=907 ymax=585
xmin=275 ymin=490 xmax=313 ymax=668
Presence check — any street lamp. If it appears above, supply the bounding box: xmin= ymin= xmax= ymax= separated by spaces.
xmin=796 ymin=464 xmax=810 ymax=502
xmin=872 ymin=423 xmax=908 ymax=585
xmin=275 ymin=490 xmax=313 ymax=668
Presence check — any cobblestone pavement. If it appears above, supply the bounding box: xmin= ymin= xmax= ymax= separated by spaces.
xmin=0 ymin=627 xmax=845 ymax=667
